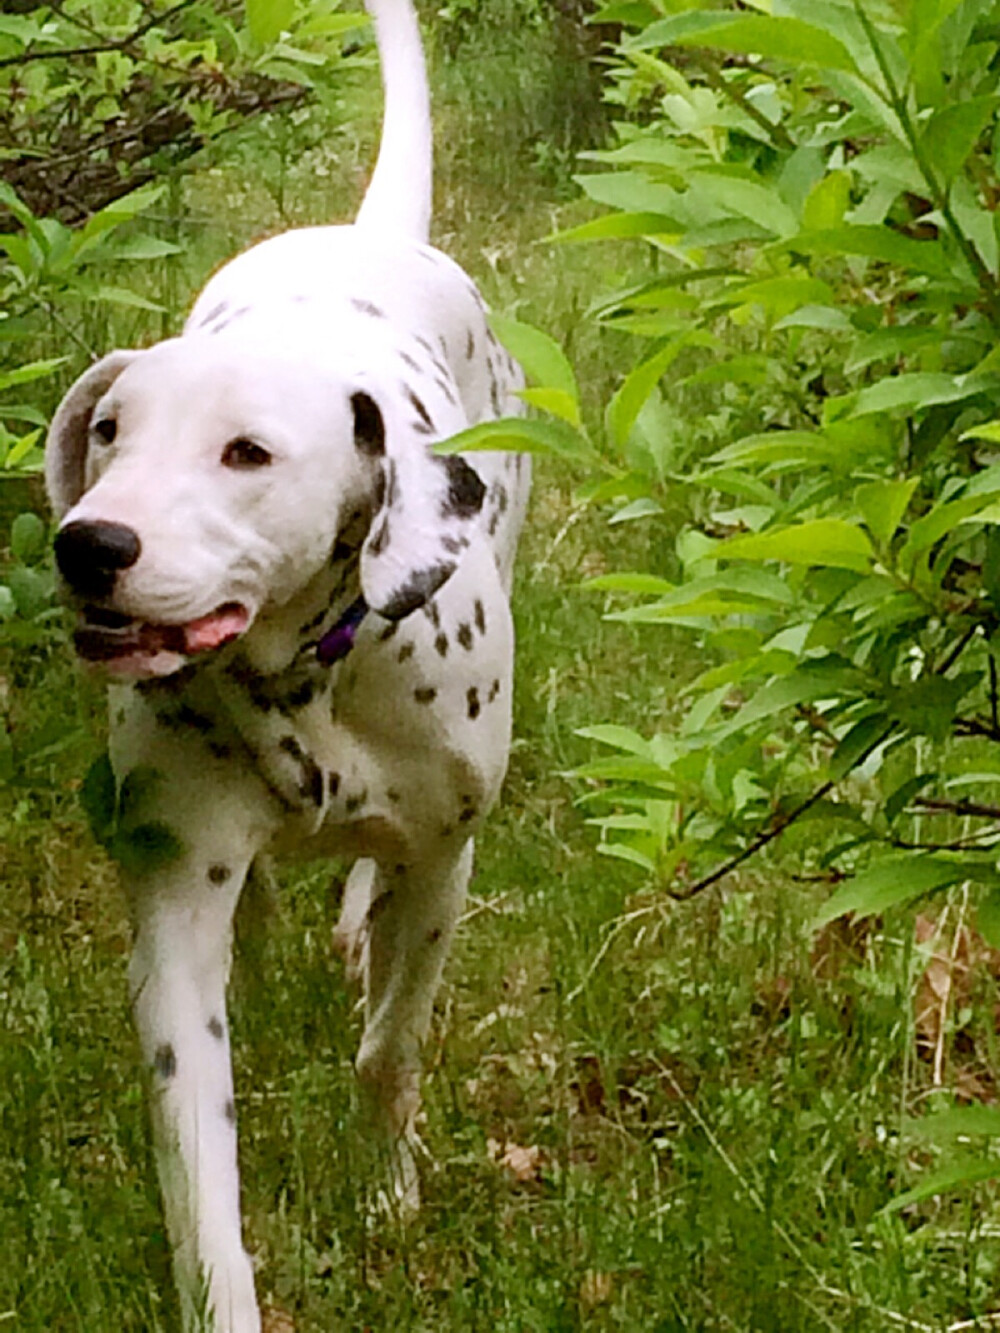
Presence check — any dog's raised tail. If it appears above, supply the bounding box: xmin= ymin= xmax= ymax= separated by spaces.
xmin=355 ymin=0 xmax=432 ymax=242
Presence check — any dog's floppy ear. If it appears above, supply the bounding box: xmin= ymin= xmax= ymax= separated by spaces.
xmin=46 ymin=350 xmax=141 ymax=518
xmin=352 ymin=388 xmax=486 ymax=620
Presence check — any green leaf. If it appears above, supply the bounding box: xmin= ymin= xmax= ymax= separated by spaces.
xmin=247 ymin=0 xmax=295 ymax=44
xmin=882 ymin=1158 xmax=1000 ymax=1214
xmin=7 ymin=565 xmax=50 ymax=618
xmin=783 ymin=226 xmax=956 ymax=280
xmin=554 ymin=211 xmax=683 ymax=244
xmin=489 ymin=315 xmax=578 ymax=403
xmin=111 ymin=821 xmax=183 ymax=874
xmin=712 ymin=519 xmax=873 ymax=572
xmin=692 ymin=171 xmax=800 ymax=239
xmin=829 ymin=714 xmax=892 ymax=782
xmin=633 ymin=13 xmax=859 ymax=74
xmin=812 ymin=856 xmax=1000 ymax=929
xmin=802 ymin=170 xmax=852 ymax=231
xmin=978 ymin=888 xmax=1000 ymax=952
xmin=852 ymin=373 xmax=990 ymax=417
xmin=434 ymin=417 xmax=596 ymax=463
xmin=10 ymin=511 xmax=46 ymax=563
xmin=901 ymin=491 xmax=1000 ymax=563
xmin=0 ymin=359 xmax=65 ymax=393
xmin=80 ymin=753 xmax=117 ymax=845
xmin=906 ymin=1105 xmax=1000 ymax=1139
xmin=517 ymin=387 xmax=580 ymax=426
xmin=921 ymin=96 xmax=1000 ymax=186
xmin=855 ymin=478 xmax=919 ymax=545
xmin=607 ymin=337 xmax=691 ymax=450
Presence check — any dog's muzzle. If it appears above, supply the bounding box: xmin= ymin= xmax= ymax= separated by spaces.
xmin=54 ymin=519 xmax=250 ymax=678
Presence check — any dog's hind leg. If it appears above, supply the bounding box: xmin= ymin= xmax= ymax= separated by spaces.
xmin=354 ymin=838 xmax=474 ymax=1212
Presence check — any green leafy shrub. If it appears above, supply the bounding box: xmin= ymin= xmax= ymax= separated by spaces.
xmin=458 ymin=0 xmax=1000 ymax=940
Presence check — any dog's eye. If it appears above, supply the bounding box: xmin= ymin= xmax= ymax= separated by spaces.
xmin=222 ymin=438 xmax=272 ymax=469
xmin=92 ymin=417 xmax=117 ymax=445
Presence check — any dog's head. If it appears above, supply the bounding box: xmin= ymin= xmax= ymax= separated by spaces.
xmin=46 ymin=335 xmax=484 ymax=678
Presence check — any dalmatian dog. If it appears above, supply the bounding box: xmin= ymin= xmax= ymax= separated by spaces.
xmin=44 ymin=1 xmax=529 ymax=1328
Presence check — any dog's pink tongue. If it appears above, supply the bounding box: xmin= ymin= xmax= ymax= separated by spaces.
xmin=183 ymin=604 xmax=249 ymax=653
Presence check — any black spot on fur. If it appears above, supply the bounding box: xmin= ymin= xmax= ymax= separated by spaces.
xmin=435 ymin=632 xmax=449 ymax=657
xmin=368 ymin=519 xmax=390 ymax=556
xmin=351 ymin=392 xmax=385 ymax=456
xmin=405 ymin=387 xmax=434 ymax=431
xmin=329 ymin=772 xmax=340 ymax=797
xmin=414 ymin=686 xmax=437 ymax=704
xmin=330 ymin=538 xmax=358 ymax=565
xmin=465 ymin=328 xmax=475 ymax=359
xmin=384 ymin=460 xmax=399 ymax=509
xmin=398 ymin=641 xmax=415 ymax=662
xmin=427 ymin=927 xmax=443 ymax=944
xmin=400 ymin=349 xmax=421 ymax=374
xmin=423 ymin=600 xmax=441 ymax=628
xmin=351 ymin=298 xmax=386 ymax=318
xmin=208 ymin=1017 xmax=225 ymax=1040
xmin=224 ymin=1100 xmax=236 ymax=1124
xmin=387 ymin=788 xmax=401 ymax=803
xmin=379 ymin=621 xmax=399 ymax=641
xmin=436 ymin=454 xmax=485 ymax=520
xmin=441 ymin=535 xmax=468 ymax=555
xmin=279 ymin=735 xmax=323 ymax=805
xmin=459 ymin=804 xmax=477 ymax=823
xmin=474 ymin=600 xmax=486 ymax=635
xmin=435 ymin=376 xmax=458 ymax=406
xmin=154 ymin=1044 xmax=176 ymax=1079
xmin=457 ymin=623 xmax=474 ymax=651
xmin=345 ymin=789 xmax=368 ymax=815
xmin=208 ymin=863 xmax=231 ymax=885
xmin=467 ymin=687 xmax=481 ymax=720
xmin=285 ymin=678 xmax=316 ymax=710
xmin=176 ymin=705 xmax=216 ymax=734
xmin=489 ymin=678 xmax=501 ymax=702
xmin=199 ymin=300 xmax=227 ymax=328
xmin=367 ymin=888 xmax=395 ymax=926
xmin=380 ymin=564 xmax=455 ymax=620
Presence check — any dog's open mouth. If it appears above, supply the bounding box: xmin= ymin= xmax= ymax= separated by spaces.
xmin=73 ymin=602 xmax=250 ymax=677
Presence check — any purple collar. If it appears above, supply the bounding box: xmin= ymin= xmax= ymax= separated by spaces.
xmin=317 ymin=596 xmax=369 ymax=665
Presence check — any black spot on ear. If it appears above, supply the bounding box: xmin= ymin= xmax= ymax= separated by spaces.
xmin=414 ymin=686 xmax=437 ymax=704
xmin=435 ymin=632 xmax=449 ymax=657
xmin=474 ymin=600 xmax=487 ymax=635
xmin=352 ymin=392 xmax=385 ymax=456
xmin=436 ymin=455 xmax=485 ymax=520
xmin=379 ymin=563 xmax=456 ymax=620
xmin=207 ymin=1016 xmax=225 ymax=1040
xmin=467 ymin=687 xmax=481 ymax=720
xmin=457 ymin=623 xmax=473 ymax=651
xmin=154 ymin=1044 xmax=177 ymax=1079
xmin=208 ymin=863 xmax=231 ymax=885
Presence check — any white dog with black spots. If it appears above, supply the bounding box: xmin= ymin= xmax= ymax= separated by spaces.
xmin=44 ymin=1 xmax=529 ymax=1327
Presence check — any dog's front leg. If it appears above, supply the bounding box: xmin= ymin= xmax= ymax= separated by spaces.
xmin=123 ymin=783 xmax=268 ymax=1333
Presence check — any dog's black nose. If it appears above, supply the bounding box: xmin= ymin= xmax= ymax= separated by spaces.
xmin=54 ymin=519 xmax=142 ymax=599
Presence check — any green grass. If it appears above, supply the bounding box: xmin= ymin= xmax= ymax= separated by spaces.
xmin=4 ymin=17 xmax=1000 ymax=1332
